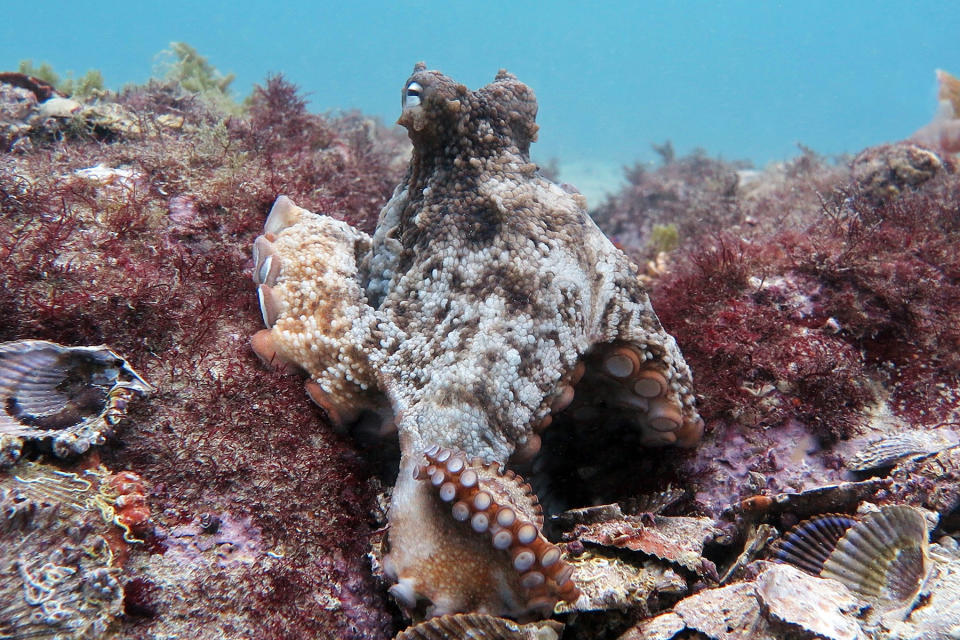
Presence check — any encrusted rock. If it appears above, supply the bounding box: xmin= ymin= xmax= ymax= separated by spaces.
xmin=850 ymin=143 xmax=945 ymax=203
xmin=0 ymin=461 xmax=136 ymax=639
xmin=556 ymin=549 xmax=686 ymax=615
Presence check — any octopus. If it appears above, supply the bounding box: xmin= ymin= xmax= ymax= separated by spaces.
xmin=249 ymin=63 xmax=703 ymax=620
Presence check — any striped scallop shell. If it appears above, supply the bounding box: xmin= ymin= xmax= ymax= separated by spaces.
xmin=847 ymin=431 xmax=955 ymax=472
xmin=774 ymin=505 xmax=930 ymax=610
xmin=394 ymin=613 xmax=562 ymax=640
xmin=773 ymin=514 xmax=857 ymax=575
xmin=0 ymin=340 xmax=152 ymax=460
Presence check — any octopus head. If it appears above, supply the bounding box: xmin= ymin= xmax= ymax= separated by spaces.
xmin=398 ymin=62 xmax=539 ymax=159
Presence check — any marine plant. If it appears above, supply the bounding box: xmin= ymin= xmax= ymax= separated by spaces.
xmin=591 ymin=150 xmax=750 ymax=263
xmin=17 ymin=59 xmax=105 ymax=98
xmin=649 ymin=223 xmax=679 ymax=254
xmin=643 ymin=146 xmax=960 ymax=443
xmin=160 ymin=42 xmax=234 ymax=96
xmin=0 ymin=65 xmax=408 ymax=638
xmin=61 ymin=69 xmax=106 ymax=99
xmin=17 ymin=59 xmax=60 ymax=87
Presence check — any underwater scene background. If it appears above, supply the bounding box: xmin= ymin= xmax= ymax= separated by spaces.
xmin=2 ymin=1 xmax=958 ymax=200
xmin=2 ymin=2 xmax=960 ymax=639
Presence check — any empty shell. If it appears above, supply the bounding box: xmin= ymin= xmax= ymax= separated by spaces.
xmin=774 ymin=505 xmax=931 ymax=612
xmin=0 ymin=340 xmax=152 ymax=464
xmin=847 ymin=431 xmax=956 ymax=472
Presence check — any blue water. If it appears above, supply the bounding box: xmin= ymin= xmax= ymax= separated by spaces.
xmin=2 ymin=1 xmax=957 ymax=183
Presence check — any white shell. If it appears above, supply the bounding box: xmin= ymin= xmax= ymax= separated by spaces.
xmin=394 ymin=613 xmax=562 ymax=640
xmin=821 ymin=506 xmax=930 ymax=609
xmin=847 ymin=431 xmax=956 ymax=471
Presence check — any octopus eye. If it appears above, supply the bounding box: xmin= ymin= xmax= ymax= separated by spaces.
xmin=403 ymin=81 xmax=422 ymax=109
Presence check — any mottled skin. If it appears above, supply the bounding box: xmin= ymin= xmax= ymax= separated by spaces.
xmin=250 ymin=64 xmax=702 ymax=620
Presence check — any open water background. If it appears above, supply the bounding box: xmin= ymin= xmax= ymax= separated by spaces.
xmin=2 ymin=1 xmax=957 ymax=199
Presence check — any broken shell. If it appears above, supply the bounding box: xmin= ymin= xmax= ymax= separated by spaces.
xmin=573 ymin=513 xmax=723 ymax=575
xmin=774 ymin=505 xmax=931 ymax=611
xmin=623 ymin=561 xmax=865 ymax=640
xmin=846 ymin=430 xmax=956 ymax=472
xmin=393 ymin=613 xmax=563 ymax=640
xmin=754 ymin=563 xmax=866 ymax=640
xmin=0 ymin=340 xmax=153 ymax=464
xmin=556 ymin=547 xmax=686 ymax=615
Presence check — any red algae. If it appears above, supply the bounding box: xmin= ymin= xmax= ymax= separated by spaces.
xmin=591 ymin=149 xmax=750 ymax=264
xmin=586 ymin=143 xmax=960 ymax=520
xmin=620 ymin=145 xmax=960 ymax=436
xmin=1 ymin=73 xmax=406 ymax=639
xmin=4 ymin=59 xmax=960 ymax=639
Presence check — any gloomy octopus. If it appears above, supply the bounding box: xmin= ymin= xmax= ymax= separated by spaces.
xmin=249 ymin=64 xmax=703 ymax=620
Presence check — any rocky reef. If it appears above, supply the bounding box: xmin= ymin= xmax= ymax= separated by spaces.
xmin=1 ymin=58 xmax=959 ymax=640
xmin=1 ymin=68 xmax=408 ymax=639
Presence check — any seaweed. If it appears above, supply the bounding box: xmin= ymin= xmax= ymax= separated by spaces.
xmin=1 ymin=61 xmax=407 ymax=638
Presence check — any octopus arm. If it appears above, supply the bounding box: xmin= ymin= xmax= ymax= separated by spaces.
xmin=251 ymin=196 xmax=382 ymax=426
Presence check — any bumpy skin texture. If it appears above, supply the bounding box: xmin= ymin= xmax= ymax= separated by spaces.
xmin=250 ymin=64 xmax=702 ymax=620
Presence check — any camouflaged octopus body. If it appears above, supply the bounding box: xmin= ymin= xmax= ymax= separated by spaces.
xmin=250 ymin=64 xmax=702 ymax=620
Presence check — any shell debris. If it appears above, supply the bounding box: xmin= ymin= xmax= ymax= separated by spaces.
xmin=621 ymin=561 xmax=867 ymax=640
xmin=393 ymin=613 xmax=563 ymax=640
xmin=572 ymin=514 xmax=724 ymax=575
xmin=847 ymin=430 xmax=958 ymax=472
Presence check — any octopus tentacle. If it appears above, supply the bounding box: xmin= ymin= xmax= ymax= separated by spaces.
xmin=415 ymin=445 xmax=580 ymax=610
xmin=249 ymin=196 xmax=383 ymax=430
xmin=564 ymin=342 xmax=704 ymax=448
xmin=249 ymin=64 xmax=705 ymax=623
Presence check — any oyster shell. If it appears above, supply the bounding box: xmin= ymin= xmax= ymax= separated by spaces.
xmin=773 ymin=505 xmax=931 ymax=613
xmin=394 ymin=613 xmax=563 ymax=640
xmin=572 ymin=514 xmax=723 ymax=575
xmin=620 ymin=561 xmax=868 ymax=640
xmin=0 ymin=339 xmax=152 ymax=465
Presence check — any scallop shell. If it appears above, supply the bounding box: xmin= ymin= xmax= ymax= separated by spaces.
xmin=774 ymin=505 xmax=930 ymax=611
xmin=0 ymin=339 xmax=152 ymax=464
xmin=847 ymin=431 xmax=956 ymax=472
xmin=394 ymin=613 xmax=563 ymax=640
xmin=773 ymin=514 xmax=857 ymax=575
